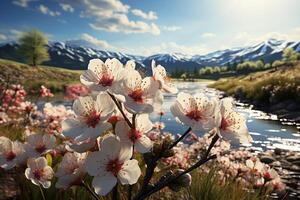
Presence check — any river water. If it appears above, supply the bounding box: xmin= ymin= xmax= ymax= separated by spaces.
xmin=50 ymin=81 xmax=300 ymax=152
xmin=150 ymin=81 xmax=300 ymax=152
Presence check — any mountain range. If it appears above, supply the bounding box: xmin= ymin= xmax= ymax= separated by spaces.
xmin=0 ymin=38 xmax=299 ymax=72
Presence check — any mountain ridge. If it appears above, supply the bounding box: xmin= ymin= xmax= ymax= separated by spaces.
xmin=0 ymin=38 xmax=299 ymax=72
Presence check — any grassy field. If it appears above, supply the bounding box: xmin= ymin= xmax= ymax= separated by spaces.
xmin=209 ymin=62 xmax=300 ymax=104
xmin=0 ymin=59 xmax=81 ymax=93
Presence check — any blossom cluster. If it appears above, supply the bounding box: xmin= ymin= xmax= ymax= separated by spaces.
xmin=0 ymin=58 xmax=284 ymax=199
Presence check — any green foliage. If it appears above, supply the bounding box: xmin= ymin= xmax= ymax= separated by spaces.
xmin=282 ymin=48 xmax=300 ymax=62
xmin=186 ymin=170 xmax=265 ymax=200
xmin=19 ymin=29 xmax=50 ymax=66
xmin=210 ymin=62 xmax=300 ymax=104
xmin=236 ymin=60 xmax=265 ymax=72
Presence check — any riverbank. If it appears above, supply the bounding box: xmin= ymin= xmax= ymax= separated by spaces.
xmin=209 ymin=63 xmax=300 ymax=124
xmin=0 ymin=59 xmax=81 ymax=93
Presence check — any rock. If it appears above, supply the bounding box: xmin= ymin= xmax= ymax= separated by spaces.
xmin=286 ymin=102 xmax=300 ymax=111
xmin=260 ymin=156 xmax=276 ymax=164
xmin=270 ymin=161 xmax=281 ymax=167
xmin=289 ymin=165 xmax=300 ymax=172
xmin=291 ymin=160 xmax=300 ymax=166
xmin=286 ymin=156 xmax=300 ymax=162
xmin=274 ymin=148 xmax=282 ymax=155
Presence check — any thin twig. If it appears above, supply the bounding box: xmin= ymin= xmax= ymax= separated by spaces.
xmin=112 ymin=184 xmax=118 ymax=200
xmin=168 ymin=127 xmax=192 ymax=150
xmin=82 ymin=180 xmax=100 ymax=200
xmin=107 ymin=92 xmax=133 ymax=128
xmin=38 ymin=185 xmax=46 ymax=200
xmin=137 ymin=127 xmax=192 ymax=199
xmin=134 ymin=134 xmax=219 ymax=200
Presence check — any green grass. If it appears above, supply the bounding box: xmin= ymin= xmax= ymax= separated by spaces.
xmin=209 ymin=62 xmax=300 ymax=104
xmin=186 ymin=169 xmax=265 ymax=200
xmin=0 ymin=58 xmax=81 ymax=94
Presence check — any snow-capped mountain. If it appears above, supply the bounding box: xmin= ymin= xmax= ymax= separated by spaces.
xmin=0 ymin=38 xmax=299 ymax=72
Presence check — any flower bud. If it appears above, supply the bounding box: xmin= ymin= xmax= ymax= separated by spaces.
xmin=168 ymin=169 xmax=192 ymax=191
xmin=162 ymin=136 xmax=173 ymax=150
xmin=162 ymin=149 xmax=174 ymax=158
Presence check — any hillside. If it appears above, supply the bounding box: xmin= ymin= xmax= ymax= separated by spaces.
xmin=210 ymin=63 xmax=300 ymax=122
xmin=0 ymin=59 xmax=81 ymax=93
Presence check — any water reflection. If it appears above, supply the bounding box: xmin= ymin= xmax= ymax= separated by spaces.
xmin=151 ymin=81 xmax=300 ymax=152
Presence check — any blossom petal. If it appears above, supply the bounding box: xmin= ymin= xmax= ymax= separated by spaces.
xmin=85 ymin=151 xmax=108 ymax=177
xmin=75 ymin=122 xmax=111 ymax=143
xmin=73 ymin=96 xmax=94 ymax=116
xmin=61 ymin=118 xmax=87 ymax=139
xmin=135 ymin=135 xmax=153 ymax=153
xmin=0 ymin=136 xmax=12 ymax=153
xmin=100 ymin=135 xmax=121 ymax=160
xmin=118 ymin=159 xmax=141 ymax=185
xmin=136 ymin=114 xmax=153 ymax=133
xmin=95 ymin=93 xmax=115 ymax=118
xmin=115 ymin=120 xmax=131 ymax=144
xmin=92 ymin=174 xmax=117 ymax=196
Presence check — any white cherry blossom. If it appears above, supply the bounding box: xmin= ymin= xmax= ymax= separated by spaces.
xmin=170 ymin=92 xmax=219 ymax=131
xmin=62 ymin=93 xmax=114 ymax=143
xmin=80 ymin=58 xmax=124 ymax=92
xmin=55 ymin=152 xmax=87 ymax=189
xmin=121 ymin=69 xmax=159 ymax=113
xmin=246 ymin=159 xmax=264 ymax=174
xmin=216 ymin=98 xmax=253 ymax=144
xmin=125 ymin=60 xmax=136 ymax=70
xmin=65 ymin=139 xmax=96 ymax=153
xmin=0 ymin=137 xmax=26 ymax=170
xmin=25 ymin=157 xmax=54 ymax=188
xmin=152 ymin=60 xmax=178 ymax=93
xmin=85 ymin=135 xmax=141 ymax=196
xmin=116 ymin=114 xmax=153 ymax=153
xmin=25 ymin=134 xmax=56 ymax=157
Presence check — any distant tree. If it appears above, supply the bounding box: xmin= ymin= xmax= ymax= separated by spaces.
xmin=264 ymin=63 xmax=271 ymax=69
xmin=255 ymin=60 xmax=264 ymax=70
xmin=19 ymin=29 xmax=49 ymax=66
xmin=272 ymin=60 xmax=284 ymax=70
xmin=282 ymin=48 xmax=298 ymax=62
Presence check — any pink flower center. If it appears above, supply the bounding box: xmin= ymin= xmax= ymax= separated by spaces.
xmin=186 ymin=110 xmax=202 ymax=121
xmin=106 ymin=159 xmax=123 ymax=176
xmin=128 ymin=129 xmax=142 ymax=143
xmin=128 ymin=89 xmax=144 ymax=103
xmin=220 ymin=117 xmax=230 ymax=130
xmin=33 ymin=169 xmax=43 ymax=180
xmin=108 ymin=115 xmax=122 ymax=126
xmin=35 ymin=144 xmax=46 ymax=154
xmin=99 ymin=73 xmax=114 ymax=87
xmin=263 ymin=172 xmax=272 ymax=180
xmin=5 ymin=151 xmax=16 ymax=161
xmin=85 ymin=110 xmax=101 ymax=128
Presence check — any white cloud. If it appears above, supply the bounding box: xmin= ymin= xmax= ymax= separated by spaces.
xmin=0 ymin=34 xmax=7 ymax=41
xmin=59 ymin=3 xmax=74 ymax=12
xmin=201 ymin=33 xmax=216 ymax=38
xmin=234 ymin=29 xmax=300 ymax=46
xmin=162 ymin=26 xmax=181 ymax=32
xmin=80 ymin=33 xmax=115 ymax=50
xmin=131 ymin=9 xmax=157 ymax=20
xmin=64 ymin=0 xmax=161 ymax=35
xmin=90 ymin=16 xmax=160 ymax=35
xmin=9 ymin=29 xmax=24 ymax=39
xmin=38 ymin=4 xmax=61 ymax=17
xmin=123 ymin=42 xmax=210 ymax=56
xmin=12 ymin=0 xmax=35 ymax=8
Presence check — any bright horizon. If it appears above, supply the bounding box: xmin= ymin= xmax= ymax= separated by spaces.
xmin=0 ymin=0 xmax=300 ymax=56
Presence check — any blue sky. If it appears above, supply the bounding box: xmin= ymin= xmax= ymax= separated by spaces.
xmin=0 ymin=0 xmax=300 ymax=55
